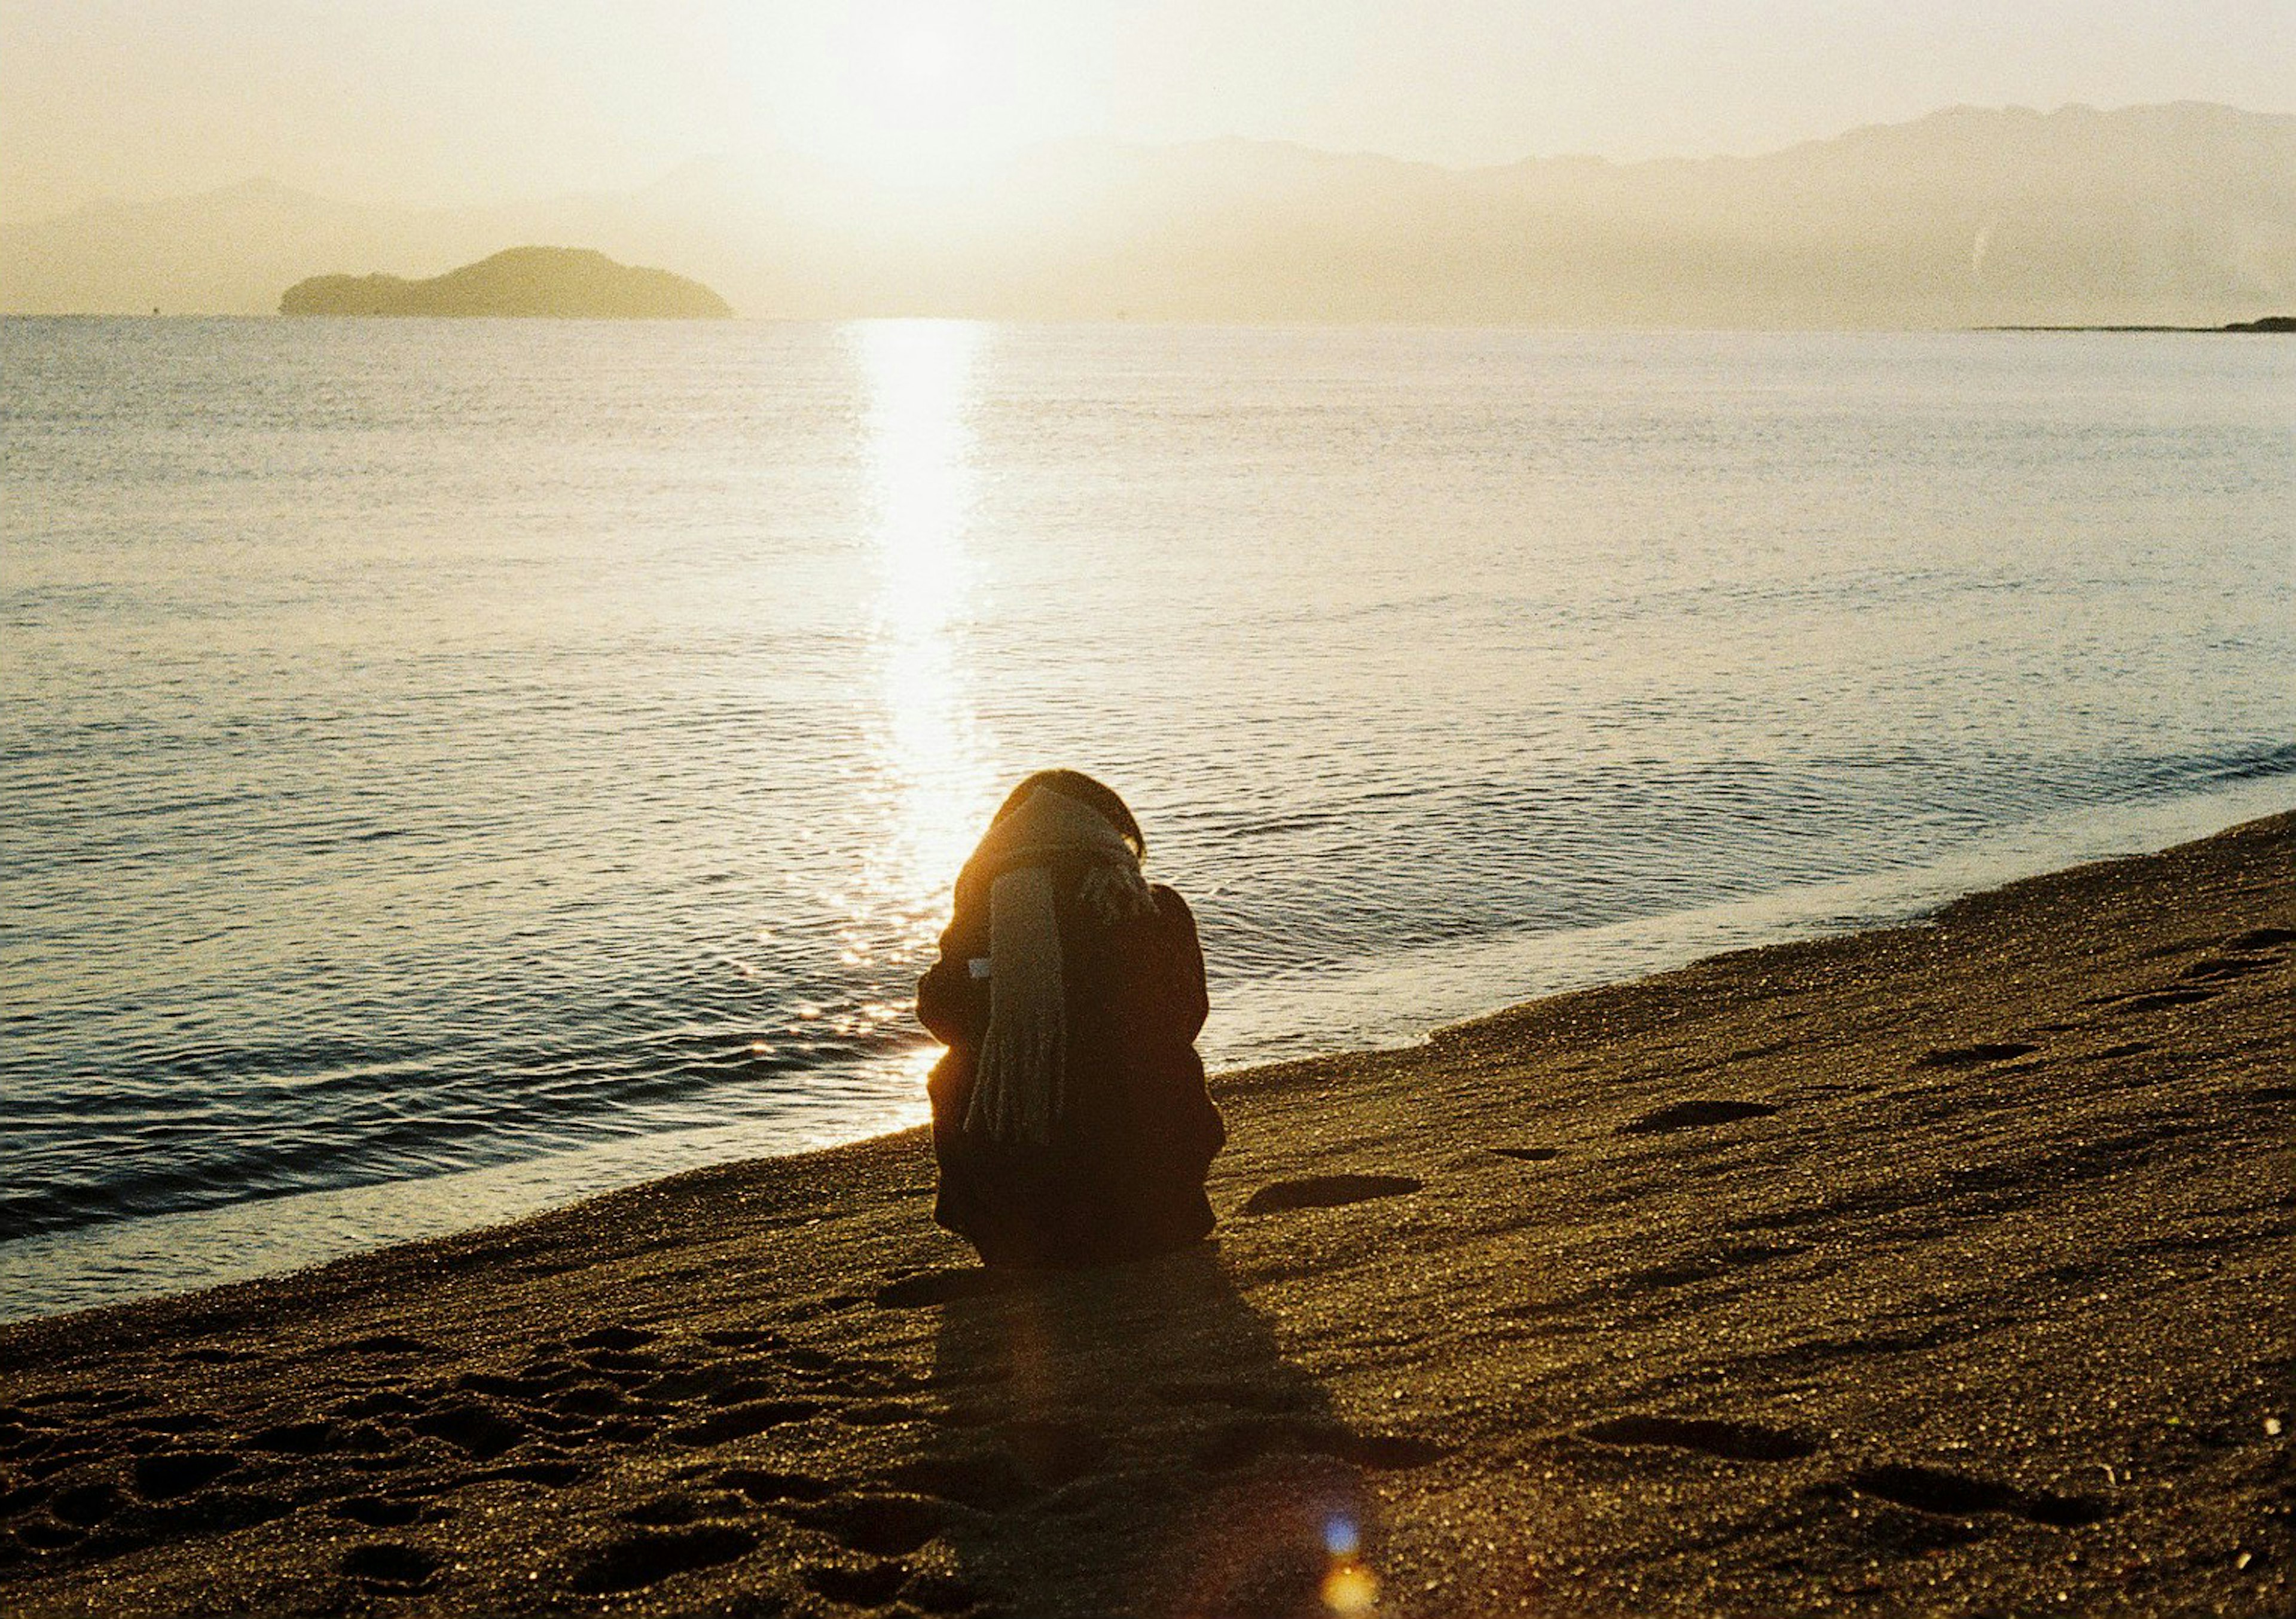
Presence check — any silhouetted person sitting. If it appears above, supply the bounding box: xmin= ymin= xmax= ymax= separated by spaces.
xmin=918 ymin=770 xmax=1223 ymax=1267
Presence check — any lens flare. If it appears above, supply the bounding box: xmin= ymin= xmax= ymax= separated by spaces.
xmin=1318 ymin=1512 xmax=1377 ymax=1614
xmin=1322 ymin=1560 xmax=1379 ymax=1616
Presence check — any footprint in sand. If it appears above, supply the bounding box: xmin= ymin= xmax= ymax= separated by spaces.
xmin=1848 ymin=1462 xmax=2106 ymax=1527
xmin=132 ymin=1451 xmax=240 ymax=1500
xmin=2090 ymin=987 xmax=2219 ymax=1014
xmin=1241 ymin=1174 xmax=1422 ymax=1215
xmin=1913 ymin=1042 xmax=2039 ymax=1068
xmin=410 ymin=1402 xmax=526 ymax=1461
xmin=1581 ymin=1415 xmax=1816 ymax=1462
xmin=2080 ymin=929 xmax=2277 ymax=1012
xmin=46 ymin=1483 xmax=118 ymax=1529
xmin=2179 ymin=956 xmax=2274 ymax=983
xmin=1616 ymin=1099 xmax=1778 ymax=1137
xmin=570 ymin=1325 xmax=657 ymax=1352
xmin=2221 ymin=925 xmax=2295 ymax=952
xmin=798 ymin=1492 xmax=960 ymax=1557
xmin=569 ymin=1524 xmax=758 ymax=1593
xmin=667 ymin=1400 xmax=825 ymax=1446
xmin=341 ymin=1541 xmax=441 ymax=1591
xmin=342 ymin=1334 xmax=432 ymax=1356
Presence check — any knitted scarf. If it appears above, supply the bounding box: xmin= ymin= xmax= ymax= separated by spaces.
xmin=957 ymin=787 xmax=1156 ymax=1145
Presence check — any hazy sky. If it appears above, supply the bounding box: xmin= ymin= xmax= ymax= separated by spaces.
xmin=4 ymin=1 xmax=2291 ymax=218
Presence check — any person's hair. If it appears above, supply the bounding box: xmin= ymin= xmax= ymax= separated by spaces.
xmin=991 ymin=769 xmax=1145 ymax=857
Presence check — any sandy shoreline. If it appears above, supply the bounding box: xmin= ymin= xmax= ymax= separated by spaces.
xmin=3 ymin=813 xmax=2291 ymax=1616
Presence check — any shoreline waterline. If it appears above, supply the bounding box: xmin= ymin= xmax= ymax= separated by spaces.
xmin=10 ymin=320 xmax=2291 ymax=1287
xmin=7 ymin=778 xmax=2291 ymax=1326
xmin=1 ymin=807 xmax=2286 ymax=1616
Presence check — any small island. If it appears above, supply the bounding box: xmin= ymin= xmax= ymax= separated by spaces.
xmin=279 ymin=246 xmax=732 ymax=318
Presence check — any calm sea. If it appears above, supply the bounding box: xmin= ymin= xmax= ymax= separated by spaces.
xmin=4 ymin=319 xmax=2292 ymax=1319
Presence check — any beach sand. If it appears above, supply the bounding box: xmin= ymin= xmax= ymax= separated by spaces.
xmin=2 ymin=813 xmax=2289 ymax=1617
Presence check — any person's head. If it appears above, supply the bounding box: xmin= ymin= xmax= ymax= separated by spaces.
xmin=990 ymin=769 xmax=1144 ymax=859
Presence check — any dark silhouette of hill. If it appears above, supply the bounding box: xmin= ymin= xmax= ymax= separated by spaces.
xmin=1988 ymin=313 xmax=2296 ymax=331
xmin=7 ymin=103 xmax=2291 ymax=325
xmin=278 ymin=246 xmax=731 ymax=317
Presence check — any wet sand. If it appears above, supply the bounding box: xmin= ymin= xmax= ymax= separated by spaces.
xmin=2 ymin=812 xmax=2290 ymax=1617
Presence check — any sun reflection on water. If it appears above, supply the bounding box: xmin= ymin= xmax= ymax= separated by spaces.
xmin=844 ymin=319 xmax=1000 ymax=994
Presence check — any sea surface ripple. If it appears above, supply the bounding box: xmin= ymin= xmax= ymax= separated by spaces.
xmin=4 ymin=319 xmax=2291 ymax=1316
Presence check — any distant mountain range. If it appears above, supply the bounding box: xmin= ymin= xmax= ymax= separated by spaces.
xmin=5 ymin=102 xmax=2291 ymax=326
xmin=279 ymin=246 xmax=730 ymax=317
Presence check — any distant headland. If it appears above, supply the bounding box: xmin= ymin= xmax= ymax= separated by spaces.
xmin=1983 ymin=315 xmax=2295 ymax=333
xmin=279 ymin=246 xmax=732 ymax=318
xmin=11 ymin=102 xmax=2288 ymax=324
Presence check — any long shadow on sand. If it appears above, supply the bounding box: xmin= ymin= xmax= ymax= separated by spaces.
xmin=903 ymin=1244 xmax=1386 ymax=1618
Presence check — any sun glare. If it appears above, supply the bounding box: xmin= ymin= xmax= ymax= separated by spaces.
xmin=890 ymin=19 xmax=957 ymax=88
xmin=847 ymin=320 xmax=998 ymax=970
xmin=815 ymin=2 xmax=1028 ymax=184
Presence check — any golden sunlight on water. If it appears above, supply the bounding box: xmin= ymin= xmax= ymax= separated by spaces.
xmin=844 ymin=320 xmax=1000 ymax=1069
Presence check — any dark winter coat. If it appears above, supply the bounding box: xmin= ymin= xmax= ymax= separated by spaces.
xmin=917 ymin=865 xmax=1223 ymax=1267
